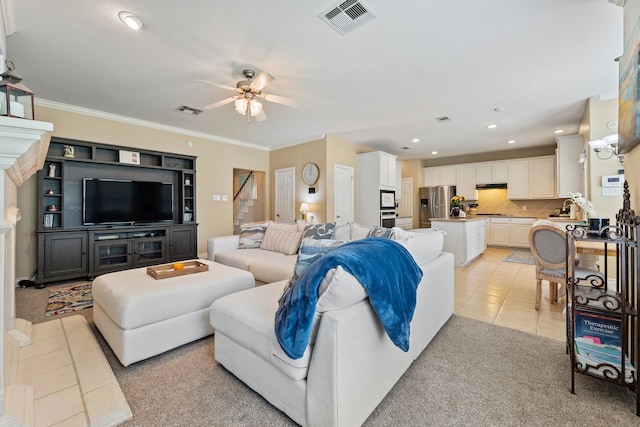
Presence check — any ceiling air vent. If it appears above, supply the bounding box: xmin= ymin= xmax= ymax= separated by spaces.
xmin=176 ymin=105 xmax=205 ymax=115
xmin=435 ymin=116 xmax=452 ymax=123
xmin=318 ymin=0 xmax=376 ymax=35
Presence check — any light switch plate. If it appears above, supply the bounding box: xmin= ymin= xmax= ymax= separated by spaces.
xmin=212 ymin=194 xmax=221 ymax=201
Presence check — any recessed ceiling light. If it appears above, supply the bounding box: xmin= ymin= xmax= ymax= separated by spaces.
xmin=412 ymin=138 xmax=420 ymax=143
xmin=431 ymin=151 xmax=438 ymax=155
xmin=507 ymin=140 xmax=516 ymax=144
xmin=487 ymin=124 xmax=497 ymax=129
xmin=554 ymin=129 xmax=564 ymax=134
xmin=118 ymin=11 xmax=144 ymax=30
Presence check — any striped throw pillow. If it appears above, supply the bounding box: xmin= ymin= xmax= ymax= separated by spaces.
xmin=260 ymin=228 xmax=303 ymax=255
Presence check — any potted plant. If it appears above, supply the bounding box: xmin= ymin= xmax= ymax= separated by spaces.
xmin=450 ymin=195 xmax=466 ymax=216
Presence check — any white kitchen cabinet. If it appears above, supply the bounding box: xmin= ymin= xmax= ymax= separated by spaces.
xmin=430 ymin=218 xmax=486 ymax=267
xmin=487 ymin=216 xmax=537 ymax=247
xmin=508 ymin=156 xmax=556 ymax=200
xmin=556 ymin=134 xmax=584 ymax=198
xmin=424 ymin=167 xmax=440 ymax=187
xmin=510 ymin=218 xmax=536 ymax=248
xmin=507 ymin=160 xmax=529 ymax=199
xmin=395 ymin=217 xmax=413 ymax=230
xmin=440 ymin=166 xmax=456 ymax=185
xmin=476 ymin=161 xmax=508 ymax=184
xmin=456 ymin=164 xmax=477 ymax=201
xmin=423 ymin=166 xmax=456 ymax=186
xmin=379 ymin=152 xmax=397 ymax=190
xmin=529 ymin=156 xmax=555 ymax=198
xmin=489 ymin=217 xmax=510 ymax=246
xmin=356 ymin=151 xmax=398 ymax=226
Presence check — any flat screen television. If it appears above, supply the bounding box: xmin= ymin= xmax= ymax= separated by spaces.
xmin=83 ymin=178 xmax=174 ymax=225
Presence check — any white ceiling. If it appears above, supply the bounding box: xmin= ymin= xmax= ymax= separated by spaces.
xmin=5 ymin=0 xmax=623 ymax=160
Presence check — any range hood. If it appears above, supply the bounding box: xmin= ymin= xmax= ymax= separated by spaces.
xmin=476 ymin=183 xmax=508 ymax=189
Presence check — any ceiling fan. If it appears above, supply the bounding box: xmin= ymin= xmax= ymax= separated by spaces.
xmin=197 ymin=69 xmax=297 ymax=122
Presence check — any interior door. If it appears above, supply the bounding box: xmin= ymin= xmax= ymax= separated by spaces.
xmin=275 ymin=167 xmax=295 ymax=223
xmin=334 ymin=164 xmax=354 ymax=224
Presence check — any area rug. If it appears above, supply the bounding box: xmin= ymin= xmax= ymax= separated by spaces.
xmin=503 ymin=249 xmax=536 ymax=265
xmin=44 ymin=283 xmax=93 ymax=316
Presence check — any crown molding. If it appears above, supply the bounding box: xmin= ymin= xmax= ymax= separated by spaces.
xmin=35 ymin=98 xmax=269 ymax=151
xmin=608 ymin=0 xmax=626 ymax=7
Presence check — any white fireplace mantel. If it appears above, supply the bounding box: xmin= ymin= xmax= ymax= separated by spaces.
xmin=0 ymin=116 xmax=52 ymax=421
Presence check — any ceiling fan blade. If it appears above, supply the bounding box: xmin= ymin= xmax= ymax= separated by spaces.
xmin=264 ymin=93 xmax=298 ymax=107
xmin=204 ymin=97 xmax=235 ymax=110
xmin=250 ymin=71 xmax=275 ymax=91
xmin=255 ymin=111 xmax=267 ymax=122
xmin=196 ymin=79 xmax=236 ymax=91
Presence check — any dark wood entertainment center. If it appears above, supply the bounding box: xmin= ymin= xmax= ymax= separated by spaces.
xmin=36 ymin=137 xmax=197 ymax=284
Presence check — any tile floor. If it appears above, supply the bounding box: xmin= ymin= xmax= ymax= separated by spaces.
xmin=454 ymin=247 xmax=567 ymax=341
xmin=12 ymin=315 xmax=132 ymax=427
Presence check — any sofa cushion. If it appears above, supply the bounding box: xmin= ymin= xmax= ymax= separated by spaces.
xmin=215 ymin=248 xmax=285 ymax=271
xmin=394 ymin=228 xmax=445 ymax=266
xmin=260 ymin=228 xmax=303 ymax=255
xmin=248 ymin=255 xmax=297 ymax=284
xmin=302 ymin=222 xmax=335 ymax=240
xmin=238 ymin=221 xmax=270 ymax=249
xmin=210 ymin=281 xmax=313 ymax=381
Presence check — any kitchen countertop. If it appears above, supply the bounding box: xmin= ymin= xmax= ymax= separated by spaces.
xmin=430 ymin=217 xmax=486 ymax=222
xmin=432 ymin=215 xmax=583 ymax=222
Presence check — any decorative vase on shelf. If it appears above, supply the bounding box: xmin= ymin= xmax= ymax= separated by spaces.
xmin=451 ymin=207 xmax=460 ymax=217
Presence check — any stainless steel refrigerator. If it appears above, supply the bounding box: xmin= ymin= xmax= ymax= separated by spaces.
xmin=419 ymin=185 xmax=456 ymax=228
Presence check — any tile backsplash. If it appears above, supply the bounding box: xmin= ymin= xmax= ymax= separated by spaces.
xmin=472 ymin=189 xmax=564 ymax=217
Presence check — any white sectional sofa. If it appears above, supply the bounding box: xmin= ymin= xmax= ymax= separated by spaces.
xmin=209 ymin=227 xmax=454 ymax=426
xmin=207 ymin=233 xmax=297 ymax=284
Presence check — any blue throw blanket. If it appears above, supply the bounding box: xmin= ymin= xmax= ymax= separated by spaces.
xmin=275 ymin=237 xmax=424 ymax=359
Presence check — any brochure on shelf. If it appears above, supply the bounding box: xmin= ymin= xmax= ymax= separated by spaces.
xmin=574 ymin=312 xmax=635 ymax=383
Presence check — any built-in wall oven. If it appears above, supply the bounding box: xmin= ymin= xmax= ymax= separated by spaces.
xmin=380 ymin=210 xmax=396 ymax=228
xmin=380 ymin=190 xmax=395 ymax=209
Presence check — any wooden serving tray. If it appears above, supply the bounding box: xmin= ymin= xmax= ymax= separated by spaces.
xmin=147 ymin=260 xmax=209 ymax=280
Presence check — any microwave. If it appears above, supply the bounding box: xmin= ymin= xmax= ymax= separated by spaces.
xmin=380 ymin=190 xmax=396 ymax=208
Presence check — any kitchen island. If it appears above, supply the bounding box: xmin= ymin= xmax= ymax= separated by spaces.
xmin=431 ymin=217 xmax=486 ymax=267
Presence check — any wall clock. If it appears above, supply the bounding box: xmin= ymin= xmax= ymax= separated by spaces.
xmin=302 ymin=162 xmax=320 ymax=186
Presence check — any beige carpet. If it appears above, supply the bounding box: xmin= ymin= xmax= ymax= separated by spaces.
xmin=16 ymin=285 xmax=640 ymax=426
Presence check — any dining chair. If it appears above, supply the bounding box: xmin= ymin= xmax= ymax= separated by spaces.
xmin=528 ymin=223 xmax=603 ymax=311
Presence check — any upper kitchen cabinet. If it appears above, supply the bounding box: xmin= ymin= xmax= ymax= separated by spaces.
xmin=422 ymin=165 xmax=457 ymax=187
xmin=476 ymin=161 xmax=508 ymax=184
xmin=358 ymin=151 xmax=397 ymax=191
xmin=456 ymin=164 xmax=477 ymax=200
xmin=508 ymin=156 xmax=556 ymax=199
xmin=556 ymin=134 xmax=584 ymax=198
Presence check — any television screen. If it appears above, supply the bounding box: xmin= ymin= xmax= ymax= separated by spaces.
xmin=83 ymin=178 xmax=174 ymax=225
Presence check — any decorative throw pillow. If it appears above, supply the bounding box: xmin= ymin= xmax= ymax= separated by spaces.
xmin=302 ymin=222 xmax=335 ymax=240
xmin=368 ymin=226 xmax=395 ymax=239
xmin=237 ymin=221 xmax=270 ymax=249
xmin=333 ymin=222 xmax=351 ymax=240
xmin=279 ymin=238 xmax=347 ymax=305
xmin=260 ymin=228 xmax=303 ymax=255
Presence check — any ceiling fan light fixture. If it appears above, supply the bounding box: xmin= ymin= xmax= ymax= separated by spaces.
xmin=249 ymin=99 xmax=263 ymax=116
xmin=234 ymin=98 xmax=248 ymax=115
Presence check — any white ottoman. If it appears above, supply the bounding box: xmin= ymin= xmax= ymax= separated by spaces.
xmin=93 ymin=259 xmax=254 ymax=366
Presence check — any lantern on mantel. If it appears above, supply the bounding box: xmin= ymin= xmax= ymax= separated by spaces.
xmin=0 ymin=60 xmax=34 ymax=120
